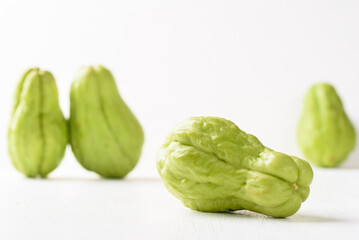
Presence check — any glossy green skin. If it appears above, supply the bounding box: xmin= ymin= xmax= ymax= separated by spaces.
xmin=69 ymin=65 xmax=144 ymax=178
xmin=298 ymin=83 xmax=356 ymax=167
xmin=8 ymin=68 xmax=68 ymax=178
xmin=157 ymin=117 xmax=313 ymax=217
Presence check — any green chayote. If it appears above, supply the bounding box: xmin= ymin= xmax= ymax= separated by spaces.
xmin=157 ymin=117 xmax=313 ymax=218
xmin=298 ymin=83 xmax=356 ymax=167
xmin=69 ymin=65 xmax=144 ymax=178
xmin=8 ymin=68 xmax=68 ymax=178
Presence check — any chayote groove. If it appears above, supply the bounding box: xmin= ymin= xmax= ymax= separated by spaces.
xmin=298 ymin=83 xmax=356 ymax=167
xmin=8 ymin=68 xmax=68 ymax=178
xmin=69 ymin=65 xmax=144 ymax=178
xmin=157 ymin=117 xmax=313 ymax=217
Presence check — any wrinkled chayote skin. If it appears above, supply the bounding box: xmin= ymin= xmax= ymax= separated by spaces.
xmin=298 ymin=83 xmax=356 ymax=167
xmin=157 ymin=117 xmax=313 ymax=218
xmin=8 ymin=68 xmax=68 ymax=178
xmin=69 ymin=65 xmax=144 ymax=178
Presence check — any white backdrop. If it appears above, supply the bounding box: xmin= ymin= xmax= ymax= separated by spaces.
xmin=0 ymin=0 xmax=358 ymax=178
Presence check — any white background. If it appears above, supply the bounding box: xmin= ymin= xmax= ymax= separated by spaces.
xmin=0 ymin=0 xmax=359 ymax=176
xmin=0 ymin=1 xmax=359 ymax=239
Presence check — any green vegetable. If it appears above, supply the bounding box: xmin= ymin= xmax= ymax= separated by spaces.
xmin=69 ymin=65 xmax=144 ymax=178
xmin=8 ymin=68 xmax=68 ymax=178
xmin=157 ymin=117 xmax=313 ymax=217
xmin=298 ymin=83 xmax=356 ymax=167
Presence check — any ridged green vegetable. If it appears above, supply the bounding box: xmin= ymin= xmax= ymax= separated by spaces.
xmin=69 ymin=65 xmax=144 ymax=178
xmin=298 ymin=83 xmax=356 ymax=167
xmin=8 ymin=68 xmax=68 ymax=178
xmin=157 ymin=117 xmax=313 ymax=218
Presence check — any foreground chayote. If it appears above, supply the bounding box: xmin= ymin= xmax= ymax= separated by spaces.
xmin=157 ymin=117 xmax=313 ymax=217
xmin=298 ymin=83 xmax=356 ymax=167
xmin=69 ymin=65 xmax=144 ymax=178
xmin=8 ymin=68 xmax=68 ymax=177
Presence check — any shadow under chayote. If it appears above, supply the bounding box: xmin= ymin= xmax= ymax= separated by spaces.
xmin=188 ymin=209 xmax=341 ymax=223
xmin=340 ymin=118 xmax=359 ymax=169
xmin=36 ymin=176 xmax=342 ymax=223
xmin=340 ymin=149 xmax=359 ymax=169
xmin=45 ymin=176 xmax=161 ymax=183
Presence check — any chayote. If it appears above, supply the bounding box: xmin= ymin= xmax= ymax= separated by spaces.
xmin=298 ymin=83 xmax=356 ymax=167
xmin=69 ymin=65 xmax=144 ymax=178
xmin=8 ymin=68 xmax=68 ymax=178
xmin=157 ymin=117 xmax=313 ymax=218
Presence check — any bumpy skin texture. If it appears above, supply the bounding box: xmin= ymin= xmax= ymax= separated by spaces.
xmin=298 ymin=83 xmax=356 ymax=167
xmin=157 ymin=117 xmax=313 ymax=218
xmin=8 ymin=68 xmax=68 ymax=178
xmin=69 ymin=65 xmax=144 ymax=178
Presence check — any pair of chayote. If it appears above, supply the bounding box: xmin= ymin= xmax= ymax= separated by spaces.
xmin=156 ymin=83 xmax=356 ymax=218
xmin=8 ymin=66 xmax=144 ymax=178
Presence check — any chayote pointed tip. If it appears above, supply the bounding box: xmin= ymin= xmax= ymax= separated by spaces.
xmin=25 ymin=67 xmax=40 ymax=73
xmin=310 ymin=82 xmax=334 ymax=88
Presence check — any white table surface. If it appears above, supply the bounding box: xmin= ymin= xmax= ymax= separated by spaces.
xmin=1 ymin=168 xmax=358 ymax=240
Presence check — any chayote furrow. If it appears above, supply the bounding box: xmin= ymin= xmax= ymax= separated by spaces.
xmin=157 ymin=117 xmax=313 ymax=218
xmin=298 ymin=83 xmax=356 ymax=167
xmin=8 ymin=68 xmax=68 ymax=178
xmin=69 ymin=65 xmax=144 ymax=178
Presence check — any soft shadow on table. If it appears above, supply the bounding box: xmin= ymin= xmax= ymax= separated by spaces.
xmin=286 ymin=214 xmax=339 ymax=223
xmin=190 ymin=210 xmax=339 ymax=223
xmin=232 ymin=210 xmax=338 ymax=222
xmin=45 ymin=177 xmax=161 ymax=182
xmin=340 ymin=150 xmax=359 ymax=169
xmin=340 ymin=120 xmax=359 ymax=169
xmin=188 ymin=210 xmax=268 ymax=220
